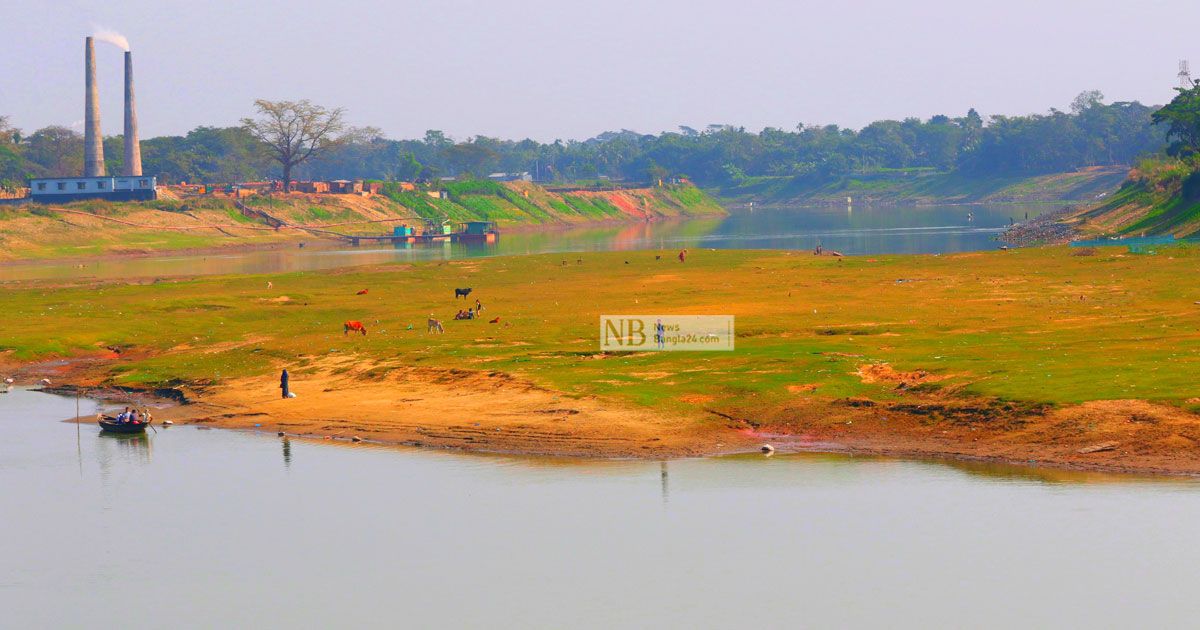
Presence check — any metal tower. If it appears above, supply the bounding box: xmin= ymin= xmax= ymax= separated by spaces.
xmin=1180 ymin=60 xmax=1193 ymax=88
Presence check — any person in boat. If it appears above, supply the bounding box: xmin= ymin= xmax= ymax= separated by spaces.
xmin=116 ymin=407 xmax=131 ymax=423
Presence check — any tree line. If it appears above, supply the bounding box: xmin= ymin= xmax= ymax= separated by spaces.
xmin=0 ymin=91 xmax=1165 ymax=191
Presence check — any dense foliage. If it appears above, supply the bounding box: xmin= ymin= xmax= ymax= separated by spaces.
xmin=0 ymin=92 xmax=1164 ymax=190
xmin=1152 ymin=82 xmax=1200 ymax=158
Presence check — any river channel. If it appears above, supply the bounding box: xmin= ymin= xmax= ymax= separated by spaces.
xmin=4 ymin=388 xmax=1198 ymax=628
xmin=0 ymin=203 xmax=1049 ymax=281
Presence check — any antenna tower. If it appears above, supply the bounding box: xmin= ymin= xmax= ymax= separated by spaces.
xmin=1180 ymin=60 xmax=1193 ymax=88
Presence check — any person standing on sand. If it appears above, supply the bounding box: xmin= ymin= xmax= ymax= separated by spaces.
xmin=678 ymin=249 xmax=687 ymax=263
xmin=280 ymin=369 xmax=290 ymax=399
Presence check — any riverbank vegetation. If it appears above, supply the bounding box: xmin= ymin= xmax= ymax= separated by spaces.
xmin=1071 ymin=82 xmax=1200 ymax=236
xmin=5 ymin=247 xmax=1200 ymax=471
xmin=1 ymin=92 xmax=1161 ymax=203
xmin=719 ymin=166 xmax=1127 ymax=205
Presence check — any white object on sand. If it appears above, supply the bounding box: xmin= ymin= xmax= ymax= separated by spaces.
xmin=287 ymin=392 xmax=297 ymax=398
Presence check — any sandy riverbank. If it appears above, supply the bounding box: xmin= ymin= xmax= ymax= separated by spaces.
xmin=17 ymin=355 xmax=1200 ymax=475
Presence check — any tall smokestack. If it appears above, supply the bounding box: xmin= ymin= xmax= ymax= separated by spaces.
xmin=83 ymin=36 xmax=105 ymax=177
xmin=123 ymin=51 xmax=142 ymax=177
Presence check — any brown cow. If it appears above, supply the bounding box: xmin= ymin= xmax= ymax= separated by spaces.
xmin=344 ymin=321 xmax=367 ymax=336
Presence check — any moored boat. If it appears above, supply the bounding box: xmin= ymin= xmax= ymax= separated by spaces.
xmin=97 ymin=415 xmax=149 ymax=434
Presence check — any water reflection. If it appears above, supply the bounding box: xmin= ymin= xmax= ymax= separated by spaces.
xmin=939 ymin=456 xmax=1197 ymax=486
xmin=96 ymin=432 xmax=152 ymax=469
xmin=660 ymin=461 xmax=669 ymax=504
xmin=282 ymin=436 xmax=292 ymax=469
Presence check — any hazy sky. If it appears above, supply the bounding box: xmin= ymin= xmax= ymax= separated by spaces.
xmin=2 ymin=0 xmax=1197 ymax=142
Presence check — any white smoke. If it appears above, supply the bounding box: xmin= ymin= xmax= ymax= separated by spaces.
xmin=92 ymin=27 xmax=130 ymax=52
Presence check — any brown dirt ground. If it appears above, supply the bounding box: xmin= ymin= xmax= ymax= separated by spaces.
xmin=151 ymin=358 xmax=752 ymax=458
xmin=722 ymin=388 xmax=1200 ymax=475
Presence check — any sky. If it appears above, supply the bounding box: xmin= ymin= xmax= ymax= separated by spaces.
xmin=2 ymin=0 xmax=1197 ymax=142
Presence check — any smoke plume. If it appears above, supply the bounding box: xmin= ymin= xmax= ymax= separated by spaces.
xmin=93 ymin=27 xmax=130 ymax=51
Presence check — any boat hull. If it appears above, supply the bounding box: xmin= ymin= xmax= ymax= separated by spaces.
xmin=98 ymin=416 xmax=149 ymax=433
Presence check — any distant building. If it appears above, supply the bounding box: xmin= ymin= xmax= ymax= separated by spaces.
xmin=487 ymin=172 xmax=532 ymax=182
xmin=29 ymin=176 xmax=157 ymax=203
xmin=294 ymin=181 xmax=330 ymax=194
xmin=328 ymin=180 xmax=362 ymax=194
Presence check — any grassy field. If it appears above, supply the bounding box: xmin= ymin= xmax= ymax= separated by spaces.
xmin=4 ymin=246 xmax=1200 ymax=414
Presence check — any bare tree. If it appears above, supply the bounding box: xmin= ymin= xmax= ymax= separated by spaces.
xmin=241 ymin=99 xmax=345 ymax=192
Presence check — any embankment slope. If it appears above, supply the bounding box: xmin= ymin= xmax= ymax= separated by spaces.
xmin=0 ymin=182 xmax=722 ymax=262
xmin=1069 ymin=161 xmax=1200 ymax=237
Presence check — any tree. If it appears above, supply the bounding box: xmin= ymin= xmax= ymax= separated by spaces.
xmin=1071 ymin=90 xmax=1105 ymax=115
xmin=0 ymin=117 xmax=22 ymax=186
xmin=646 ymin=160 xmax=669 ymax=184
xmin=1152 ymin=83 xmax=1200 ymax=157
xmin=24 ymin=126 xmax=83 ymax=176
xmin=0 ymin=116 xmax=15 ymax=145
xmin=442 ymin=140 xmax=498 ymax=177
xmin=241 ymin=99 xmax=346 ymax=191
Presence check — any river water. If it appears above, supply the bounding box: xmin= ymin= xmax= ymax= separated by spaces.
xmin=5 ymin=388 xmax=1200 ymax=628
xmin=0 ymin=203 xmax=1048 ymax=281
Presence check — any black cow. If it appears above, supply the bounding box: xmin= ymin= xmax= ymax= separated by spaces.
xmin=455 ymin=288 xmax=473 ymax=299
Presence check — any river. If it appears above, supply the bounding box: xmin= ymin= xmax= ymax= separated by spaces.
xmin=0 ymin=203 xmax=1048 ymax=281
xmin=4 ymin=388 xmax=1199 ymax=628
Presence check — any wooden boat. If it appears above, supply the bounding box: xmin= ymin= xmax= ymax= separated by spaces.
xmin=97 ymin=415 xmax=149 ymax=434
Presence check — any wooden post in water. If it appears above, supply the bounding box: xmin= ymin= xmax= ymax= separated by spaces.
xmin=76 ymin=389 xmax=82 ymax=477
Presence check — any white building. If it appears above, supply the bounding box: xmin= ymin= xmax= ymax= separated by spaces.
xmin=29 ymin=176 xmax=157 ymax=203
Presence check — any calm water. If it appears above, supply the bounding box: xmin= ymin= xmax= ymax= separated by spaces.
xmin=4 ymin=388 xmax=1200 ymax=628
xmin=0 ymin=204 xmax=1047 ymax=281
